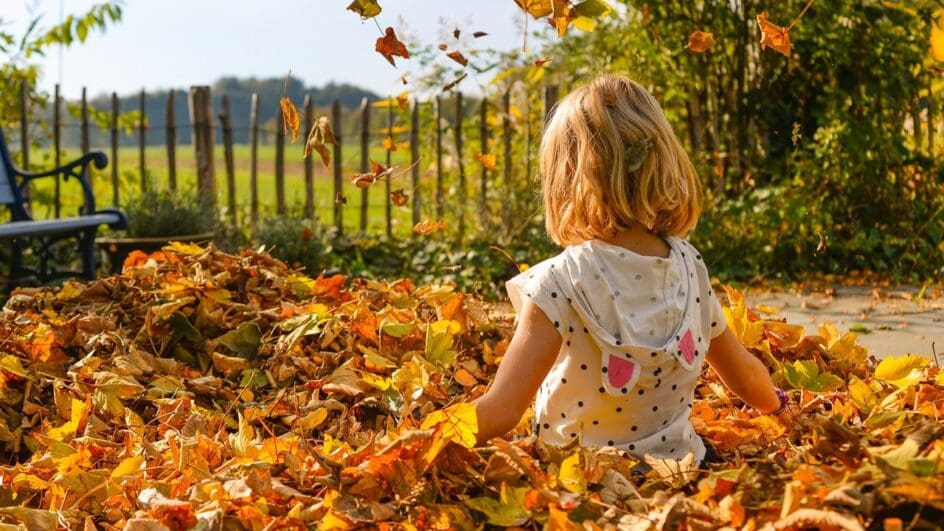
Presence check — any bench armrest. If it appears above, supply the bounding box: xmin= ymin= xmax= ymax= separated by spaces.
xmin=16 ymin=152 xmax=107 ymax=215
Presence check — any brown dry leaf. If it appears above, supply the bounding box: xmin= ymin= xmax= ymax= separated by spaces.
xmin=376 ymin=27 xmax=410 ymax=67
xmin=688 ymin=30 xmax=714 ymax=53
xmin=280 ymin=98 xmax=300 ymax=143
xmin=443 ymin=73 xmax=468 ymax=92
xmin=391 ymin=189 xmax=409 ymax=207
xmin=304 ymin=116 xmax=337 ymax=167
xmin=757 ymin=12 xmax=792 ymax=57
xmin=413 ymin=219 xmax=447 ymax=235
xmin=335 ymin=192 xmax=347 ymax=205
xmin=473 ymin=31 xmax=488 ymax=38
xmin=453 ymin=28 xmax=461 ymax=40
xmin=438 ymin=43 xmax=449 ymax=51
xmin=447 ymin=50 xmax=469 ymax=67
xmin=474 ymin=152 xmax=497 ymax=170
xmin=352 ymin=160 xmax=394 ymax=188
xmin=534 ymin=57 xmax=551 ymax=67
xmin=396 ymin=92 xmax=410 ymax=110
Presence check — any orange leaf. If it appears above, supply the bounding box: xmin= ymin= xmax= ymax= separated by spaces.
xmin=351 ymin=160 xmax=393 ymax=188
xmin=335 ymin=192 xmax=348 ymax=205
xmin=438 ymin=43 xmax=449 ymax=51
xmin=474 ymin=152 xmax=497 ymax=171
xmin=688 ymin=30 xmax=714 ymax=53
xmin=446 ymin=50 xmax=469 ymax=67
xmin=382 ymin=136 xmax=398 ymax=152
xmin=280 ymin=98 xmax=300 ymax=143
xmin=443 ymin=73 xmax=468 ymax=92
xmin=534 ymin=57 xmax=551 ymax=67
xmin=454 ymin=368 xmax=477 ymax=387
xmin=376 ymin=27 xmax=409 ymax=67
xmin=305 ymin=116 xmax=337 ymax=167
xmin=757 ymin=12 xmax=792 ymax=57
xmin=391 ymin=189 xmax=409 ymax=206
xmin=396 ymin=92 xmax=410 ymax=110
xmin=413 ymin=219 xmax=447 ymax=235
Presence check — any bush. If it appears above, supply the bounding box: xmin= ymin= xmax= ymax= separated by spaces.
xmin=122 ymin=187 xmax=218 ymax=238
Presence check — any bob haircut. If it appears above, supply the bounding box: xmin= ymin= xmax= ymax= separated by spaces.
xmin=539 ymin=74 xmax=701 ymax=246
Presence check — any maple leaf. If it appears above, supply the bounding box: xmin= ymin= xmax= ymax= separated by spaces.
xmin=280 ymin=97 xmax=300 ymax=143
xmin=391 ymin=189 xmax=409 ymax=206
xmin=757 ymin=12 xmax=792 ymax=57
xmin=376 ymin=27 xmax=409 ymax=67
xmin=446 ymin=50 xmax=469 ymax=66
xmin=413 ymin=219 xmax=447 ymax=235
xmin=688 ymin=30 xmax=714 ymax=53
xmin=305 ymin=116 xmax=338 ymax=167
xmin=420 ymin=403 xmax=478 ymax=449
xmin=474 ymin=152 xmax=497 ymax=170
xmin=346 ymin=0 xmax=381 ymax=18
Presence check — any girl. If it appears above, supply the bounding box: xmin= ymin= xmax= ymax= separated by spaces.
xmin=473 ymin=74 xmax=792 ymax=464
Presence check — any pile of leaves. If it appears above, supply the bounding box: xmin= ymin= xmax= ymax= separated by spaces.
xmin=0 ymin=244 xmax=942 ymax=530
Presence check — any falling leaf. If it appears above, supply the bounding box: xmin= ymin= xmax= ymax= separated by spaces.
xmin=391 ymin=189 xmax=409 ymax=206
xmin=453 ymin=28 xmax=461 ymax=39
xmin=447 ymin=50 xmax=469 ymax=66
xmin=757 ymin=12 xmax=792 ymax=57
xmin=396 ymin=92 xmax=410 ymax=110
xmin=534 ymin=57 xmax=551 ymax=67
xmin=352 ymin=160 xmax=394 ymax=188
xmin=382 ymin=136 xmax=398 ymax=152
xmin=346 ymin=0 xmax=381 ymax=18
xmin=688 ymin=30 xmax=714 ymax=53
xmin=376 ymin=27 xmax=410 ymax=67
xmin=474 ymin=152 xmax=497 ymax=170
xmin=473 ymin=31 xmax=488 ymax=38
xmin=443 ymin=73 xmax=468 ymax=92
xmin=515 ymin=0 xmax=553 ymax=19
xmin=438 ymin=43 xmax=449 ymax=51
xmin=305 ymin=116 xmax=338 ymax=167
xmin=280 ymin=98 xmax=300 ymax=143
xmin=335 ymin=192 xmax=347 ymax=205
xmin=413 ymin=219 xmax=447 ymax=235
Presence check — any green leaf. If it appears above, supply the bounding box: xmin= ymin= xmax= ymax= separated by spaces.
xmin=240 ymin=369 xmax=270 ymax=389
xmin=464 ymin=484 xmax=531 ymax=526
xmin=169 ymin=312 xmax=202 ymax=342
xmin=783 ymin=360 xmax=842 ymax=393
xmin=381 ymin=322 xmax=414 ymax=338
xmin=217 ymin=322 xmax=261 ymax=359
xmin=572 ymin=0 xmax=613 ymax=18
xmin=75 ymin=19 xmax=88 ymax=42
xmin=874 ymin=354 xmax=931 ymax=388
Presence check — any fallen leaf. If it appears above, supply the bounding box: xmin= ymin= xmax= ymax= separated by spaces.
xmin=534 ymin=57 xmax=551 ymax=67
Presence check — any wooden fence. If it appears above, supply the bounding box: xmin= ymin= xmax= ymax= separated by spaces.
xmin=12 ymin=81 xmax=561 ymax=241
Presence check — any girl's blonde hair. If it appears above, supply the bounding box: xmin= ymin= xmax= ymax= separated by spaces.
xmin=539 ymin=74 xmax=701 ymax=246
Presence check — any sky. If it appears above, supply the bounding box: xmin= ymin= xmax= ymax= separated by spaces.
xmin=2 ymin=0 xmax=534 ymax=99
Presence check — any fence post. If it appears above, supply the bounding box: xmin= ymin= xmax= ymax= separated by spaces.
xmin=275 ymin=103 xmax=286 ymax=216
xmin=410 ymin=99 xmax=420 ymax=226
xmin=928 ymin=76 xmax=935 ymax=156
xmin=303 ymin=94 xmax=314 ymax=219
xmin=479 ymin=97 xmax=489 ymax=226
xmin=188 ymin=86 xmax=217 ymax=211
xmin=249 ymin=93 xmax=259 ymax=226
xmin=19 ymin=81 xmax=30 ymax=205
xmin=139 ymin=88 xmax=147 ymax=191
xmin=359 ymin=97 xmax=370 ymax=232
xmin=166 ymin=91 xmax=177 ymax=190
xmin=220 ymin=94 xmax=237 ymax=225
xmin=502 ymin=89 xmax=512 ymax=228
xmin=435 ymin=95 xmax=444 ymax=220
xmin=80 ymin=87 xmax=90 ymax=155
xmin=543 ymin=84 xmax=559 ymax=126
xmin=111 ymin=93 xmax=119 ymax=206
xmin=455 ymin=92 xmax=467 ymax=243
xmin=385 ymin=100 xmax=393 ymax=237
xmin=331 ymin=98 xmax=343 ymax=232
xmin=53 ymin=84 xmax=61 ymax=218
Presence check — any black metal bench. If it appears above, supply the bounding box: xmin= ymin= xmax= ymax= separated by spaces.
xmin=1 ymin=128 xmax=128 ymax=288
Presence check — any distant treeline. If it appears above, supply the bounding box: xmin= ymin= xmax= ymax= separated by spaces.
xmin=56 ymin=76 xmax=380 ymax=147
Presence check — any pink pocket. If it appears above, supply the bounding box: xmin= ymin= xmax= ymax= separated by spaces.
xmin=679 ymin=329 xmax=697 ymax=364
xmin=607 ymin=355 xmax=636 ymax=388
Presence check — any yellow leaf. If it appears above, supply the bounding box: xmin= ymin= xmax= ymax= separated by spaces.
xmin=430 ymin=320 xmax=461 ymax=334
xmin=420 ymin=403 xmax=478 ymax=448
xmin=932 ymin=10 xmax=944 ymax=61
xmin=875 ymin=354 xmax=931 ymax=388
xmin=164 ymin=241 xmax=205 ymax=255
xmin=474 ymin=151 xmax=497 ymax=170
xmin=110 ymin=455 xmax=145 ymax=479
xmin=559 ymin=452 xmax=587 ymax=494
xmin=296 ymin=408 xmax=329 ymax=430
xmin=47 ymin=398 xmax=87 ymax=441
xmin=280 ymin=97 xmax=300 ymax=143
xmin=382 ymin=136 xmax=398 ymax=152
xmin=756 ymin=304 xmax=780 ymax=315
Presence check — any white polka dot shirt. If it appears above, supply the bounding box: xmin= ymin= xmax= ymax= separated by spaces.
xmin=506 ymin=237 xmax=726 ymax=463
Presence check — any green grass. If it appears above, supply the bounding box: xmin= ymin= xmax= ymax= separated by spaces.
xmin=26 ymin=141 xmax=453 ymax=235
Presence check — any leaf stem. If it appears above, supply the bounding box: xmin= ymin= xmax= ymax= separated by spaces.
xmin=787 ymin=0 xmax=815 ymax=31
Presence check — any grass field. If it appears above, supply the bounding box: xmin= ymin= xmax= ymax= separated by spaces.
xmin=25 ymin=140 xmax=473 ymax=236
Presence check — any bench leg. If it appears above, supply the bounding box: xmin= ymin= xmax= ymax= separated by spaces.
xmin=80 ymin=228 xmax=97 ymax=280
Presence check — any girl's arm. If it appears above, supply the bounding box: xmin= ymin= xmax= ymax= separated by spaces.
xmin=705 ymin=328 xmax=782 ymax=413
xmin=472 ymin=299 xmax=561 ymax=445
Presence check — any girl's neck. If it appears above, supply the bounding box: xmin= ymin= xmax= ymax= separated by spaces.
xmin=601 ymin=224 xmax=671 ymax=259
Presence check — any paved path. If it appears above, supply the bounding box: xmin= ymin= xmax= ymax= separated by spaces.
xmin=744 ymin=286 xmax=943 ymax=361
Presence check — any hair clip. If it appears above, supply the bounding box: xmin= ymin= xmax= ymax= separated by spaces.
xmin=624 ymin=138 xmax=652 ymax=173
